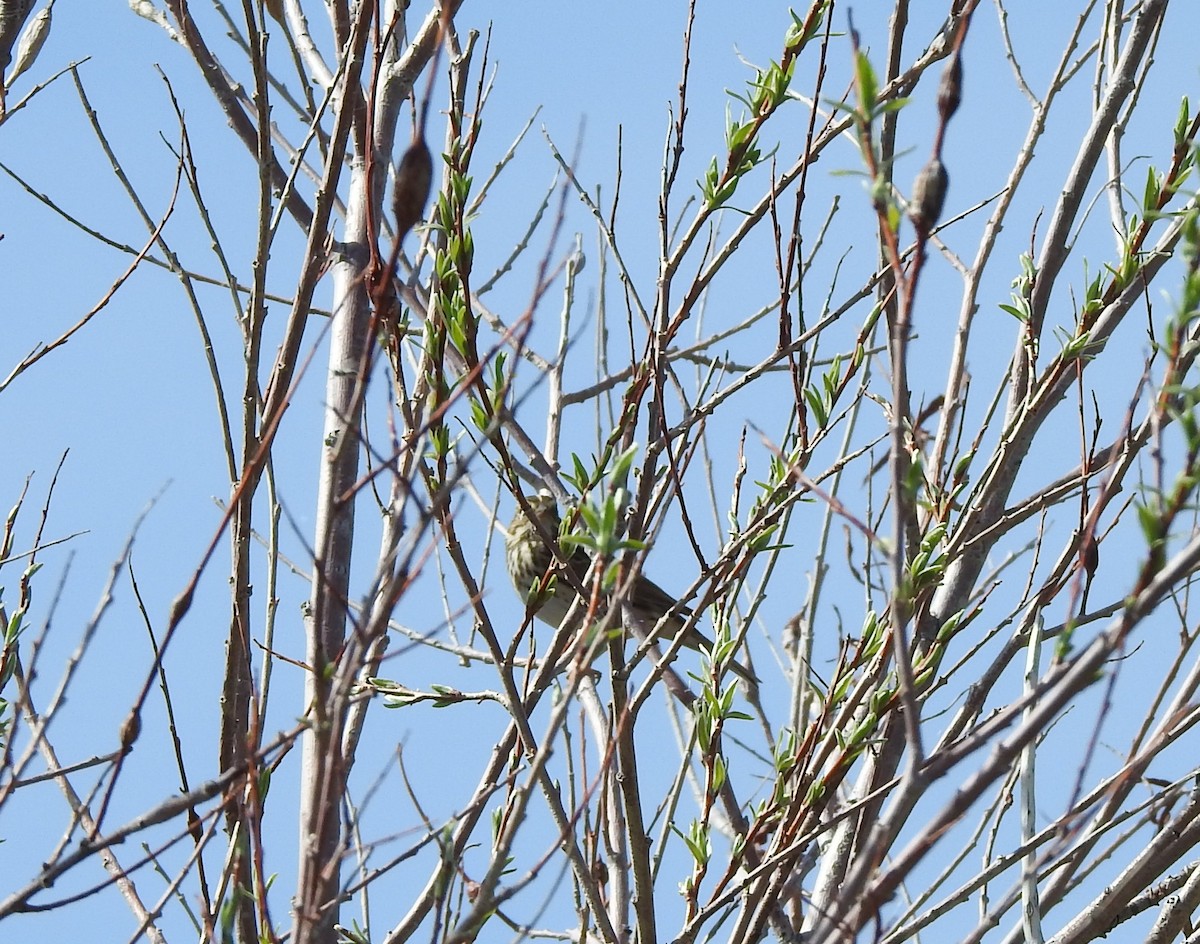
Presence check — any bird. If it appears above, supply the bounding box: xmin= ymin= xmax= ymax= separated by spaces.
xmin=504 ymin=492 xmax=758 ymax=686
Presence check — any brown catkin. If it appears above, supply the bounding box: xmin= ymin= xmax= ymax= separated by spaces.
xmin=393 ymin=139 xmax=433 ymax=240
xmin=937 ymin=52 xmax=963 ymax=121
xmin=910 ymin=157 xmax=949 ymax=233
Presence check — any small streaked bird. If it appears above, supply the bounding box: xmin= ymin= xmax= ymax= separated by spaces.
xmin=505 ymin=492 xmax=757 ymax=686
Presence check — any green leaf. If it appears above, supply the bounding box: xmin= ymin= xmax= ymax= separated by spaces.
xmin=936 ymin=609 xmax=965 ymax=643
xmin=805 ymin=386 xmax=828 ymax=427
xmin=611 ymin=443 xmax=639 ymax=488
xmin=877 ymin=97 xmax=910 ymax=115
xmin=846 ymin=711 xmax=879 ymax=749
xmin=1144 ymin=165 xmax=1161 ymax=212
xmin=1175 ymin=96 xmax=1191 ymax=146
xmin=728 ymin=120 xmax=756 ymax=151
xmin=854 ymin=50 xmax=878 ymax=114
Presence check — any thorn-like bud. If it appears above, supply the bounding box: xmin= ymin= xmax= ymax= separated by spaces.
xmin=937 ymin=52 xmax=962 ymax=121
xmin=392 ymin=138 xmax=433 ymax=240
xmin=910 ymin=158 xmax=949 ymax=234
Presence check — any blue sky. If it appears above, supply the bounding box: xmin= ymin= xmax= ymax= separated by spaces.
xmin=4 ymin=2 xmax=1200 ymax=940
